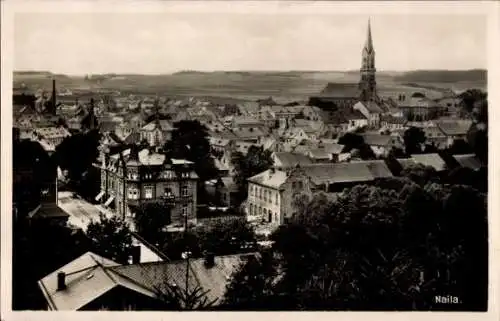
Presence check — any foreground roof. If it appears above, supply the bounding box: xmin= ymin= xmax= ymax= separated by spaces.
xmin=39 ymin=251 xmax=256 ymax=310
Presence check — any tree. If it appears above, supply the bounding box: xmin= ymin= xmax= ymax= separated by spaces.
xmin=54 ymin=129 xmax=101 ymax=199
xmin=164 ymin=120 xmax=218 ymax=182
xmin=401 ymin=163 xmax=440 ymax=186
xmin=447 ymin=139 xmax=472 ymax=155
xmin=459 ymin=89 xmax=486 ymax=114
xmin=337 ymin=133 xmax=375 ymax=160
xmin=223 ymin=250 xmax=279 ymax=310
xmin=231 ymin=145 xmax=273 ymax=204
xmin=86 ymin=213 xmax=133 ymax=264
xmin=221 ymin=179 xmax=487 ymax=311
xmin=403 ymin=127 xmax=426 ymax=155
xmin=134 ymin=201 xmax=172 ymax=244
xmin=198 ymin=218 xmax=257 ymax=255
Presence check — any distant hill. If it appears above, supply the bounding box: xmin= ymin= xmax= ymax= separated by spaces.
xmin=393 ymin=69 xmax=486 ymax=84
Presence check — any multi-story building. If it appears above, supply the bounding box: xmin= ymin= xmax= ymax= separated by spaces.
xmin=96 ymin=146 xmax=198 ymax=228
xmin=246 ymin=160 xmax=393 ymax=225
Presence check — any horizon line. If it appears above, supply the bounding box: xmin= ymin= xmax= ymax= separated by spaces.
xmin=13 ymin=68 xmax=488 ymax=77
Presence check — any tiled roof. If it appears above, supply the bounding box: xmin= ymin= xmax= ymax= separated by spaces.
xmin=321 ymin=143 xmax=345 ymax=154
xmin=28 ymin=203 xmax=70 ymax=219
xmin=452 ymin=154 xmax=482 ymax=171
xmin=361 ymin=134 xmax=393 ymax=147
xmin=436 ymin=120 xmax=472 ymax=136
xmin=233 ymin=127 xmax=266 ymax=140
xmin=410 ymin=153 xmax=447 ymax=171
xmin=303 ymin=160 xmax=393 ymax=185
xmin=273 ymin=152 xmax=313 ymax=168
xmin=110 ymin=253 xmax=256 ymax=306
xmin=248 ymin=169 xmax=288 ymax=189
xmin=309 ymin=149 xmax=330 ymax=159
xmin=319 ymin=83 xmax=360 ymax=98
xmin=38 ymin=252 xmax=155 ymax=311
xmin=141 ymin=120 xmax=173 ymax=131
xmin=354 ymin=101 xmax=384 ymax=114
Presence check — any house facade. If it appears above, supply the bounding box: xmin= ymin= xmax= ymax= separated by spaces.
xmin=96 ymin=146 xmax=198 ymax=228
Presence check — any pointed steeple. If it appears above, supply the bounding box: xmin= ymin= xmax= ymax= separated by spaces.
xmin=364 ymin=18 xmax=373 ymax=53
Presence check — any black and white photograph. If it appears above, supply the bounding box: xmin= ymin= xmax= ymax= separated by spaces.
xmin=1 ymin=0 xmax=498 ymax=317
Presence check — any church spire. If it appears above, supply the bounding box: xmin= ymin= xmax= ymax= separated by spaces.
xmin=365 ymin=18 xmax=373 ymax=53
xmin=359 ymin=18 xmax=377 ymax=102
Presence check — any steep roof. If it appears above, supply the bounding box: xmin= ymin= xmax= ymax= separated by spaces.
xmin=354 ymin=101 xmax=384 ymax=114
xmin=27 ymin=203 xmax=70 ymax=219
xmin=319 ymin=83 xmax=360 ymax=98
xmin=38 ymin=252 xmax=155 ymax=311
xmin=248 ymin=169 xmax=289 ymax=189
xmin=273 ymin=152 xmax=313 ymax=168
xmin=453 ymin=154 xmax=483 ymax=171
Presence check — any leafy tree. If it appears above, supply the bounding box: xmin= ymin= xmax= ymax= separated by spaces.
xmin=164 ymin=120 xmax=218 ymax=182
xmin=223 ymin=250 xmax=278 ymax=310
xmin=54 ymin=129 xmax=101 ymax=199
xmin=223 ymin=180 xmax=488 ymax=311
xmin=86 ymin=213 xmax=133 ymax=264
xmin=403 ymin=127 xmax=426 ymax=155
xmin=337 ymin=133 xmax=375 ymax=160
xmin=231 ymin=145 xmax=273 ymax=204
xmin=134 ymin=201 xmax=172 ymax=244
xmin=198 ymin=218 xmax=256 ymax=255
xmin=459 ymin=89 xmax=486 ymax=114
xmin=401 ymin=163 xmax=440 ymax=186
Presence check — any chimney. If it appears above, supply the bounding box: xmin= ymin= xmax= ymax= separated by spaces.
xmin=131 ymin=245 xmax=141 ymax=264
xmin=204 ymin=252 xmax=215 ymax=268
xmin=57 ymin=271 xmax=66 ymax=291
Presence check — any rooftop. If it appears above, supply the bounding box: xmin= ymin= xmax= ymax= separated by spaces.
xmin=319 ymin=82 xmax=360 ymax=99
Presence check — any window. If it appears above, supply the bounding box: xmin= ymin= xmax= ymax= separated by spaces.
xmin=264 ymin=190 xmax=268 ymax=202
xmin=275 ymin=213 xmax=278 ymax=223
xmin=249 ymin=204 xmax=253 ymax=215
xmin=164 ymin=171 xmax=173 ymax=179
xmin=182 ymin=185 xmax=189 ymax=197
xmin=259 ymin=188 xmax=263 ymax=200
xmin=182 ymin=172 xmax=190 ymax=178
xmin=297 ymin=181 xmax=304 ymax=190
xmin=128 ymin=188 xmax=139 ymax=200
xmin=182 ymin=205 xmax=188 ymax=217
xmin=164 ymin=187 xmax=172 ymax=197
xmin=144 ymin=186 xmax=153 ymax=199
xmin=275 ymin=193 xmax=279 ymax=205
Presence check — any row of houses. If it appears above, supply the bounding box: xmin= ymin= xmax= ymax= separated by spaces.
xmin=245 ymin=152 xmax=484 ymax=227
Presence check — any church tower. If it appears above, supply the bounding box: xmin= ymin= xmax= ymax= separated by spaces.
xmin=359 ymin=19 xmax=377 ymax=102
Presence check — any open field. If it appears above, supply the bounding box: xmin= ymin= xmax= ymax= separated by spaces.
xmin=13 ymin=70 xmax=486 ymax=103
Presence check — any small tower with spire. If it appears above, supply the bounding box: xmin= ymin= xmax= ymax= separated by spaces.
xmin=359 ymin=18 xmax=377 ymax=102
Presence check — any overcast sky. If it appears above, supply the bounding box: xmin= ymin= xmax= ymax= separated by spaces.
xmin=13 ymin=12 xmax=487 ymax=75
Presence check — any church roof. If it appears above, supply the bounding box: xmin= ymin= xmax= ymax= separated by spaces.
xmin=319 ymin=83 xmax=360 ymax=98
